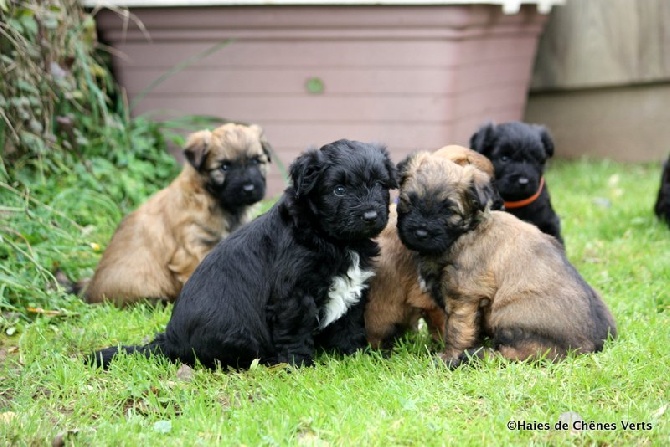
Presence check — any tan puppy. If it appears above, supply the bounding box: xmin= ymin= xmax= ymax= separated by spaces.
xmin=365 ymin=145 xmax=497 ymax=349
xmin=85 ymin=123 xmax=272 ymax=306
xmin=395 ymin=152 xmax=617 ymax=366
xmin=433 ymin=145 xmax=496 ymax=177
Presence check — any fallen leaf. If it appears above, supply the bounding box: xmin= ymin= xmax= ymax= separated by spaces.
xmin=53 ymin=269 xmax=71 ymax=288
xmin=153 ymin=420 xmax=172 ymax=434
xmin=297 ymin=431 xmax=330 ymax=447
xmin=558 ymin=411 xmax=583 ymax=434
xmin=652 ymin=404 xmax=667 ymax=419
xmin=0 ymin=346 xmax=19 ymax=364
xmin=52 ymin=429 xmax=79 ymax=447
xmin=607 ymin=174 xmax=619 ymax=187
xmin=26 ymin=307 xmax=62 ymax=316
xmin=0 ymin=412 xmax=16 ymax=423
xmin=176 ymin=364 xmax=194 ymax=382
xmin=268 ymin=362 xmax=291 ymax=372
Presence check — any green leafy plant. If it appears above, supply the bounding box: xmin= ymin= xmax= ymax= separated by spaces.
xmin=1 ymin=0 xmax=104 ymax=163
xmin=0 ymin=1 xmax=231 ymax=317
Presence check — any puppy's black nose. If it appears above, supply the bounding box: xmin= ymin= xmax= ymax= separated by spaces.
xmin=518 ymin=177 xmax=529 ymax=185
xmin=243 ymin=183 xmax=255 ymax=192
xmin=363 ymin=210 xmax=377 ymax=222
xmin=415 ymin=229 xmax=428 ymax=239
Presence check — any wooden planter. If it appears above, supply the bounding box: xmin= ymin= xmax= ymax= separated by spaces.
xmin=93 ymin=2 xmax=553 ymax=196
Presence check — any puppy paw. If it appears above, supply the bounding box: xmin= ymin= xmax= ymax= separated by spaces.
xmin=277 ymin=354 xmax=314 ymax=368
xmin=437 ymin=347 xmax=490 ymax=369
xmin=436 ymin=352 xmax=463 ymax=369
xmin=437 ymin=348 xmax=463 ymax=369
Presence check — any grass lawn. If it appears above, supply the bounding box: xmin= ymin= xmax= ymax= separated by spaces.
xmin=1 ymin=158 xmax=669 ymax=446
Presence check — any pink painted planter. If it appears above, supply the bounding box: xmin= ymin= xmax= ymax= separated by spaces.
xmin=94 ymin=4 xmax=549 ymax=196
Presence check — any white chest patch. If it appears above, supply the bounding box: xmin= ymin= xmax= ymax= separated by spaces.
xmin=417 ymin=270 xmax=429 ymax=293
xmin=319 ymin=251 xmax=375 ymax=329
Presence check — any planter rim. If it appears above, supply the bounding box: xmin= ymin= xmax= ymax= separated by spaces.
xmin=81 ymin=0 xmax=564 ymax=15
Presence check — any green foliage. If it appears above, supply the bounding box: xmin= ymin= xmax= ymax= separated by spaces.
xmin=0 ymin=1 xmax=233 ymax=177
xmin=0 ymin=120 xmax=180 ymax=319
xmin=0 ymin=0 xmax=227 ymax=319
xmin=0 ymin=110 xmax=229 ymax=317
xmin=0 ymin=0 xmax=106 ymax=163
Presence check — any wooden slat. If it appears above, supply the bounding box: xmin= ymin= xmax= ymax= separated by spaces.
xmin=531 ymin=0 xmax=670 ymax=90
xmin=161 ymin=100 xmax=523 ymax=155
xmin=94 ymin=4 xmax=547 ymax=33
xmin=110 ymin=37 xmax=538 ymax=70
xmin=129 ymin=81 xmax=529 ymax=124
xmin=119 ymin=60 xmax=532 ymax=96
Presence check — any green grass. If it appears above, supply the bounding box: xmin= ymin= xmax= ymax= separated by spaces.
xmin=1 ymin=158 xmax=669 ymax=446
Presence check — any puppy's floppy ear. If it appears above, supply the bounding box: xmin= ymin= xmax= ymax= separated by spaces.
xmin=537 ymin=125 xmax=555 ymax=159
xmin=184 ymin=130 xmax=212 ymax=171
xmin=465 ymin=167 xmax=498 ymax=213
xmin=469 ymin=122 xmax=496 ymax=157
xmin=290 ymin=148 xmax=326 ymax=197
xmin=260 ymin=137 xmax=273 ymax=163
xmin=378 ymin=145 xmax=398 ymax=189
xmin=249 ymin=124 xmax=273 ymax=163
xmin=396 ymin=154 xmax=415 ymax=187
xmin=490 ymin=187 xmax=505 ymax=211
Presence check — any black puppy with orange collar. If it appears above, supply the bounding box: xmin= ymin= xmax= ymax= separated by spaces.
xmin=655 ymin=155 xmax=670 ymax=225
xmin=470 ymin=121 xmax=564 ymax=245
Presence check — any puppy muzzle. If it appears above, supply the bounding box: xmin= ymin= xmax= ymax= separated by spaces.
xmin=398 ymin=225 xmax=453 ymax=255
xmin=497 ymin=174 xmax=541 ymax=201
xmin=215 ymin=176 xmax=266 ymax=209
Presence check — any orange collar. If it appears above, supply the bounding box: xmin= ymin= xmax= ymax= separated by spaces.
xmin=503 ymin=177 xmax=545 ymax=210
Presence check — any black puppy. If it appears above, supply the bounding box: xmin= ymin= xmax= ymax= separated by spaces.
xmin=470 ymin=121 xmax=564 ymax=245
xmin=654 ymin=156 xmax=670 ymax=225
xmin=89 ymin=139 xmax=397 ymax=369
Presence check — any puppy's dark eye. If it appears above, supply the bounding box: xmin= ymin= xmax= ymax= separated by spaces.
xmin=334 ymin=186 xmax=346 ymax=196
xmin=500 ymin=156 xmax=510 ymax=163
xmin=219 ymin=161 xmax=231 ymax=171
